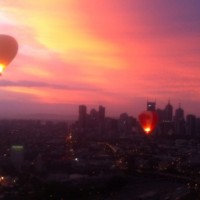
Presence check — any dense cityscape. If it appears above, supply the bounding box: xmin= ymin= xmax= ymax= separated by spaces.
xmin=1 ymin=0 xmax=200 ymax=199
xmin=0 ymin=101 xmax=199 ymax=199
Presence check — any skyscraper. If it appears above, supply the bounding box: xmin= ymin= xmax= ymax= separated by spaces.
xmin=78 ymin=105 xmax=87 ymax=128
xmin=164 ymin=101 xmax=173 ymax=121
xmin=98 ymin=105 xmax=105 ymax=135
xmin=186 ymin=114 xmax=196 ymax=136
xmin=174 ymin=106 xmax=184 ymax=121
xmin=174 ymin=105 xmax=185 ymax=135
xmin=147 ymin=101 xmax=156 ymax=111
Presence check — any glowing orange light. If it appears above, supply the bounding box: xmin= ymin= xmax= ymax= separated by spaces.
xmin=0 ymin=63 xmax=5 ymax=75
xmin=144 ymin=127 xmax=151 ymax=134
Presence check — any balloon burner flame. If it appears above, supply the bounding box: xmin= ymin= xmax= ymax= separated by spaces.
xmin=0 ymin=64 xmax=5 ymax=75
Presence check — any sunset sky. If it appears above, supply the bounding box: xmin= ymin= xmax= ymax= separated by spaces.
xmin=1 ymin=0 xmax=200 ymax=119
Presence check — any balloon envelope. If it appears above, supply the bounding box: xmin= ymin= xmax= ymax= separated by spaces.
xmin=138 ymin=111 xmax=158 ymax=135
xmin=0 ymin=34 xmax=18 ymax=74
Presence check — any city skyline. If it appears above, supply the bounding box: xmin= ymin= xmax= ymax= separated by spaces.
xmin=1 ymin=100 xmax=197 ymax=121
xmin=1 ymin=1 xmax=200 ymax=117
xmin=77 ymin=101 xmax=196 ymax=120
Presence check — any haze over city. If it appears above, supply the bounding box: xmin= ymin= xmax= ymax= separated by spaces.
xmin=1 ymin=0 xmax=200 ymax=118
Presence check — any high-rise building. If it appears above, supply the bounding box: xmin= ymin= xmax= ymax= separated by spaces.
xmin=147 ymin=101 xmax=156 ymax=111
xmin=174 ymin=105 xmax=185 ymax=135
xmin=119 ymin=113 xmax=130 ymax=136
xmin=164 ymin=101 xmax=173 ymax=121
xmin=89 ymin=108 xmax=98 ymax=128
xmin=90 ymin=109 xmax=98 ymax=120
xmin=174 ymin=106 xmax=184 ymax=121
xmin=156 ymin=108 xmax=164 ymax=122
xmin=98 ymin=105 xmax=105 ymax=135
xmin=78 ymin=105 xmax=87 ymax=128
xmin=157 ymin=103 xmax=174 ymax=136
xmin=186 ymin=114 xmax=196 ymax=136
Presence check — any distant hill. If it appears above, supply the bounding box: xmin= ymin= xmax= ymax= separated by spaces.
xmin=0 ymin=113 xmax=77 ymax=122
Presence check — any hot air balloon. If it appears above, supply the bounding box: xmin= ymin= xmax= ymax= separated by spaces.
xmin=138 ymin=111 xmax=158 ymax=135
xmin=0 ymin=34 xmax=18 ymax=75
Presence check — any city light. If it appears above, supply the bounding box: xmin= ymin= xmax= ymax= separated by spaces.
xmin=11 ymin=145 xmax=24 ymax=151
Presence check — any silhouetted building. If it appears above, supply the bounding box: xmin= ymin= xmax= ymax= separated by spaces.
xmin=105 ymin=117 xmax=118 ymax=137
xmin=174 ymin=106 xmax=185 ymax=135
xmin=159 ymin=121 xmax=174 ymax=136
xmin=147 ymin=101 xmax=156 ymax=111
xmin=89 ymin=108 xmax=98 ymax=128
xmin=196 ymin=118 xmax=200 ymax=136
xmin=157 ymin=103 xmax=174 ymax=136
xmin=156 ymin=108 xmax=165 ymax=122
xmin=78 ymin=105 xmax=87 ymax=128
xmin=118 ymin=113 xmax=133 ymax=136
xmin=186 ymin=114 xmax=196 ymax=136
xmin=98 ymin=105 xmax=105 ymax=135
xmin=174 ymin=106 xmax=184 ymax=121
xmin=164 ymin=101 xmax=173 ymax=121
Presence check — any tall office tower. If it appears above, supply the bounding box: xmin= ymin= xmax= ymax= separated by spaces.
xmin=78 ymin=105 xmax=87 ymax=128
xmin=186 ymin=114 xmax=196 ymax=136
xmin=174 ymin=106 xmax=184 ymax=121
xmin=147 ymin=101 xmax=156 ymax=111
xmin=164 ymin=101 xmax=173 ymax=121
xmin=158 ymin=104 xmax=174 ymax=136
